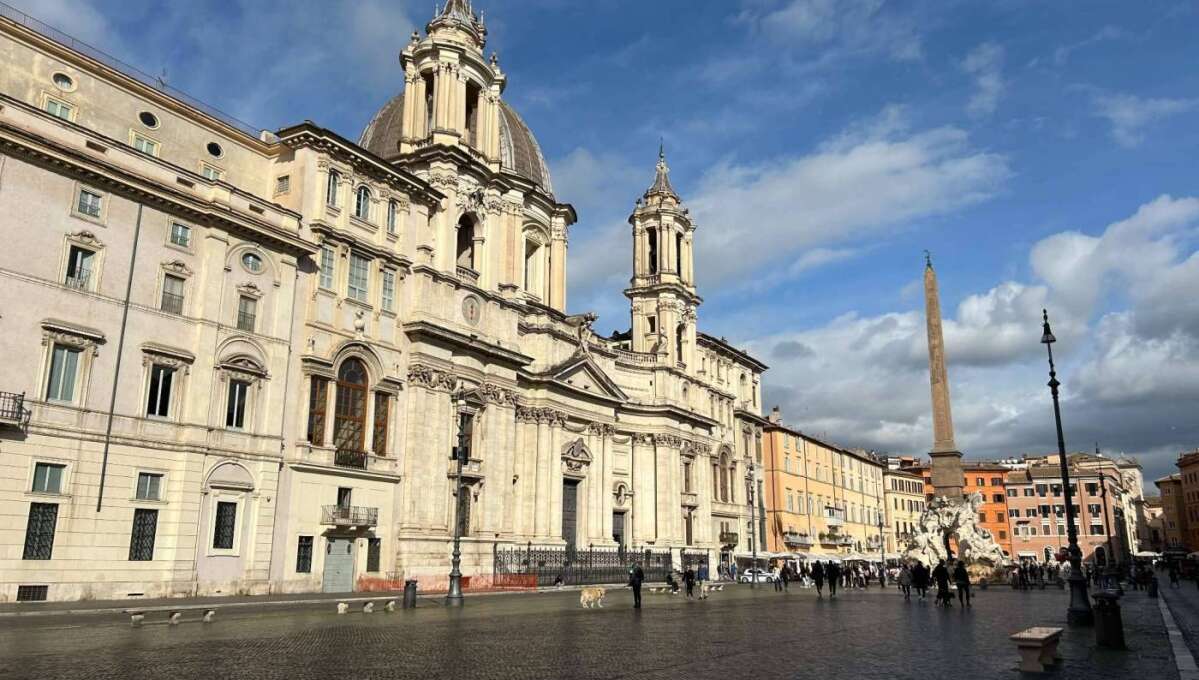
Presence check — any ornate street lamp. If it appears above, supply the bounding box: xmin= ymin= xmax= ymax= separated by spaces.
xmin=1041 ymin=310 xmax=1093 ymax=625
xmin=746 ymin=463 xmax=758 ymax=588
xmin=445 ymin=393 xmax=470 ymax=606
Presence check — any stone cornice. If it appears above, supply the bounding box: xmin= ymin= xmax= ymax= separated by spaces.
xmin=404 ymin=320 xmax=533 ymax=368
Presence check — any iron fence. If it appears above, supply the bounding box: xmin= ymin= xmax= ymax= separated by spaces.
xmin=494 ymin=543 xmax=674 ymax=588
xmin=0 ymin=391 xmax=30 ymax=426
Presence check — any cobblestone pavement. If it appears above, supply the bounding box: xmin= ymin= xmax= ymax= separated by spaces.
xmin=1162 ymin=575 xmax=1199 ymax=660
xmin=0 ymin=584 xmax=1178 ymax=680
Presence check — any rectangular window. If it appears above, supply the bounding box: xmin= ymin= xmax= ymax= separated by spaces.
xmin=65 ymin=245 xmax=94 ymax=290
xmin=236 ymin=296 xmax=257 ymax=332
xmin=348 ymin=254 xmax=370 ymax=302
xmin=372 ymin=392 xmax=389 ymax=456
xmin=275 ymin=175 xmax=291 ymax=195
xmin=200 ymin=164 xmax=223 ymax=181
xmin=136 ymin=472 xmax=163 ymax=501
xmin=225 ymin=379 xmax=250 ymax=429
xmin=319 ymin=245 xmax=336 ymax=290
xmin=990 ymin=477 xmax=1002 ymax=486
xmin=45 ymin=98 xmax=73 ymax=120
xmin=76 ymin=188 xmax=103 ymax=218
xmin=1008 ymin=509 xmax=1019 ymax=518
xmin=161 ymin=274 xmax=185 ymax=314
xmin=213 ymin=501 xmax=237 ymax=550
xmin=296 ymin=536 xmax=313 ymax=573
xmin=381 ymin=269 xmax=396 ymax=312
xmin=132 ymin=134 xmax=159 ymax=156
xmin=1036 ymin=484 xmax=1047 ymax=497
xmin=128 ymin=508 xmax=158 ymax=561
xmin=994 ymin=512 xmax=1004 ymax=523
xmin=386 ymin=200 xmax=398 ymax=235
xmin=23 ymin=503 xmax=59 ymax=560
xmin=32 ymin=463 xmax=65 ymax=494
xmin=1007 ymin=489 xmax=1017 ymax=497
xmin=337 ymin=487 xmax=352 ymax=508
xmin=367 ymin=537 xmax=381 ymax=573
xmin=146 ymin=364 xmax=174 ymax=417
xmin=1090 ymin=523 xmax=1105 ymax=535
xmin=45 ymin=344 xmax=81 ymax=402
xmin=307 ymin=377 xmax=328 ymax=445
xmin=170 ymin=222 xmax=192 ymax=248
xmin=1088 ymin=503 xmax=1101 ymax=515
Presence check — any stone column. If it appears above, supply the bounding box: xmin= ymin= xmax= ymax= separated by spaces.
xmin=534 ymin=416 xmax=551 ymax=538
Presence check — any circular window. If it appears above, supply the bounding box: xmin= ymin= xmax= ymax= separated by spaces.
xmin=138 ymin=111 xmax=159 ymax=128
xmin=51 ymin=72 xmax=75 ymax=91
xmin=241 ymin=252 xmax=263 ymax=273
xmin=206 ymin=142 xmax=224 ymax=158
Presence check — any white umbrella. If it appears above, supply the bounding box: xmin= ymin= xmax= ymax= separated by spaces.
xmin=1133 ymin=551 xmax=1161 ymax=558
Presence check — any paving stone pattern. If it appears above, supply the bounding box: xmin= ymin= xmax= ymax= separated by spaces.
xmin=0 ymin=585 xmax=1178 ymax=680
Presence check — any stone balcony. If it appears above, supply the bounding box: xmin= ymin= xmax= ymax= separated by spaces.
xmin=456 ymin=265 xmax=480 ymax=285
xmin=783 ymin=531 xmax=813 ymax=548
xmin=321 ymin=504 xmax=378 ymax=527
xmin=292 ymin=444 xmax=399 ymax=476
xmin=719 ymin=531 xmax=739 ymax=547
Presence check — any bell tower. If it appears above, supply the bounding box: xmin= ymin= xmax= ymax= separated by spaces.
xmin=397 ymin=0 xmax=504 ymax=165
xmin=625 ymin=147 xmax=701 ymax=369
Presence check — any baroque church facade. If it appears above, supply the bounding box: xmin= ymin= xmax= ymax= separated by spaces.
xmin=0 ymin=0 xmax=766 ymax=601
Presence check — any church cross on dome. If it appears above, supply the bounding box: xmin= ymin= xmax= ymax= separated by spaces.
xmin=645 ymin=142 xmax=679 ymax=200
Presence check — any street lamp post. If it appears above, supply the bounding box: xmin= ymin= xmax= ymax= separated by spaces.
xmin=746 ymin=463 xmax=757 ymax=588
xmin=445 ymin=395 xmax=469 ymax=607
xmin=1041 ymin=310 xmax=1093 ymax=625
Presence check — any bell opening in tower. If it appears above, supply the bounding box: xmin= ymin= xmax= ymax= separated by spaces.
xmin=647 ymin=229 xmax=658 ymax=275
xmin=456 ymin=215 xmax=477 ymax=270
xmin=465 ymin=82 xmax=480 ymax=148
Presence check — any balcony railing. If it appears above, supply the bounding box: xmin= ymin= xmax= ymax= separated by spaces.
xmin=783 ymin=532 xmax=813 ymax=547
xmin=824 ymin=515 xmax=844 ymax=527
xmin=719 ymin=531 xmax=739 ymax=547
xmin=321 ymin=504 xmax=378 ymax=527
xmin=0 ymin=391 xmax=31 ymax=427
xmin=334 ymin=448 xmax=368 ymax=470
xmin=456 ymin=266 xmax=480 ymax=284
xmin=64 ymin=273 xmax=90 ymax=290
xmin=160 ymin=292 xmax=184 ymax=315
xmin=236 ymin=311 xmax=256 ymax=332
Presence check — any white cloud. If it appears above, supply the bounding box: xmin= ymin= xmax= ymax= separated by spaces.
xmin=1052 ymin=26 xmax=1125 ymax=66
xmin=689 ymin=108 xmax=1010 ymax=287
xmin=961 ymin=42 xmax=1005 ymax=117
xmin=759 ymin=194 xmax=1199 ymax=488
xmin=1091 ymin=92 xmax=1199 ymax=147
xmin=737 ymin=0 xmax=924 ymax=63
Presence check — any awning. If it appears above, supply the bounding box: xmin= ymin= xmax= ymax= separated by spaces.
xmin=1133 ymin=551 xmax=1161 ymax=558
xmin=1017 ymin=551 xmax=1037 ymax=557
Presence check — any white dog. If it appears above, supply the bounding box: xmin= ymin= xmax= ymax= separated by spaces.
xmin=579 ymin=587 xmax=606 ymax=608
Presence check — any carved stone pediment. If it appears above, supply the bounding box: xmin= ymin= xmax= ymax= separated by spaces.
xmin=562 ymin=437 xmax=592 ymax=478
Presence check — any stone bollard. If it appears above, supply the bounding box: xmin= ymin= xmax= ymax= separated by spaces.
xmin=202 ymin=610 xmax=216 ymax=623
xmin=1092 ymin=591 xmax=1126 ymax=649
xmin=385 ymin=600 xmax=396 ymax=612
xmin=337 ymin=602 xmax=349 ymax=615
xmin=168 ymin=612 xmax=182 ymax=626
xmin=403 ymin=579 xmax=418 ymax=609
xmin=363 ymin=602 xmax=374 ymax=614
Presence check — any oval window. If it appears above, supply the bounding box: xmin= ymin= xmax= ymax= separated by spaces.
xmin=52 ymin=72 xmax=75 ymax=90
xmin=206 ymin=141 xmax=224 ymax=158
xmin=138 ymin=111 xmax=159 ymax=128
xmin=241 ymin=252 xmax=263 ymax=273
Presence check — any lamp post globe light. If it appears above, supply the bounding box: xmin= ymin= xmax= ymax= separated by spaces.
xmin=445 ymin=393 xmax=469 ymax=607
xmin=746 ymin=463 xmax=757 ymax=588
xmin=1041 ymin=310 xmax=1093 ymax=625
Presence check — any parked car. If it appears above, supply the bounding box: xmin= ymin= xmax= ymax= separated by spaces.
xmin=738 ymin=568 xmax=776 ymax=583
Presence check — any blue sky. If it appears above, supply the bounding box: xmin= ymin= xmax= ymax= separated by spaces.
xmin=22 ymin=0 xmax=1199 ymax=489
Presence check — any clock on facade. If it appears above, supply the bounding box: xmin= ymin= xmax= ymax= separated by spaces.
xmin=461 ymin=295 xmax=481 ymax=326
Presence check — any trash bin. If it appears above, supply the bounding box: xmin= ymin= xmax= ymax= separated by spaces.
xmin=403 ymin=579 xmax=418 ymax=609
xmin=1092 ymin=591 xmax=1125 ymax=649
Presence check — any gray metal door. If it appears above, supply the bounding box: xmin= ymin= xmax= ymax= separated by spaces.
xmin=322 ymin=537 xmax=355 ymax=593
xmin=562 ymin=481 xmax=578 ymax=551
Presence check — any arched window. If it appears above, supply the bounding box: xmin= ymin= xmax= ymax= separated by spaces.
xmin=523 ymin=237 xmax=543 ymax=297
xmin=456 ymin=215 xmax=476 ymax=270
xmin=326 ymin=170 xmax=340 ymax=207
xmin=354 ymin=186 xmax=371 ymax=220
xmin=719 ymin=452 xmax=730 ymax=503
xmin=334 ymin=358 xmax=368 ymax=455
xmin=386 ymin=199 xmax=398 ymax=235
xmin=676 ymin=324 xmax=685 ymax=361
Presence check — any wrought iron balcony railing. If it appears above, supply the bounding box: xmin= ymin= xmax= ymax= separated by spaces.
xmin=64 ymin=273 xmax=90 ymax=290
xmin=321 ymin=505 xmax=378 ymax=527
xmin=0 ymin=391 xmax=31 ymax=427
xmin=783 ymin=532 xmax=813 ymax=547
xmin=334 ymin=448 xmax=368 ymax=470
xmin=719 ymin=531 xmax=739 ymax=547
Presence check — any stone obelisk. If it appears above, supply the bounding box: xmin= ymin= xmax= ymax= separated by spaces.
xmin=924 ymin=253 xmax=964 ymax=499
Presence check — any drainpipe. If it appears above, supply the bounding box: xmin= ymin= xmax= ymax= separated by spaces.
xmin=96 ymin=203 xmax=143 ymax=512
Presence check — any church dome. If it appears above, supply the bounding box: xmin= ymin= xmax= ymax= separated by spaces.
xmin=359 ymin=94 xmax=555 ymax=196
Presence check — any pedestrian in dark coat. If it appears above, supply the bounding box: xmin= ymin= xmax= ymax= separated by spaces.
xmin=630 ymin=563 xmax=645 ymax=608
xmin=953 ymin=561 xmax=972 ymax=608
xmin=827 ymin=561 xmax=840 ymax=597
xmin=781 ymin=565 xmax=791 ymax=591
xmin=932 ymin=560 xmax=951 ymax=607
xmin=683 ymin=566 xmax=696 ymax=598
xmin=813 ymin=561 xmax=826 ymax=597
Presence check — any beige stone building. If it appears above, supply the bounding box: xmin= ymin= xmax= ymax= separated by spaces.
xmin=883 ymin=467 xmax=925 ymax=555
xmin=0 ymin=1 xmax=766 ymax=601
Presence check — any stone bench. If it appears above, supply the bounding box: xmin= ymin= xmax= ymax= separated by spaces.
xmin=124 ymin=605 xmax=217 ymax=627
xmin=1010 ymin=626 xmax=1063 ymax=673
xmin=337 ymin=597 xmax=399 ymax=614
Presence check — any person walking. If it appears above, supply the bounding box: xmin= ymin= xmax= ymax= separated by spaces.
xmin=813 ymin=560 xmax=826 ymax=598
xmin=827 ymin=561 xmax=840 ymax=598
xmin=1169 ymin=561 xmax=1180 ymax=588
xmin=913 ymin=562 xmax=928 ymax=600
xmin=697 ymin=562 xmax=709 ymax=586
xmin=773 ymin=563 xmax=784 ymax=592
xmin=781 ymin=564 xmax=791 ymax=591
xmin=932 ymin=559 xmax=951 ymax=607
xmin=898 ymin=564 xmax=913 ymax=601
xmin=683 ymin=565 xmax=696 ymax=599
xmin=630 ymin=562 xmax=645 ymax=609
xmin=953 ymin=560 xmax=972 ymax=608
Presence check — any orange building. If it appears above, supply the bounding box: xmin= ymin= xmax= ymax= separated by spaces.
xmin=912 ymin=461 xmax=1012 ymax=559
